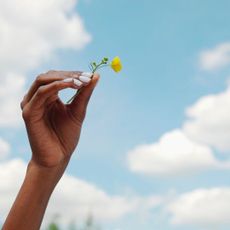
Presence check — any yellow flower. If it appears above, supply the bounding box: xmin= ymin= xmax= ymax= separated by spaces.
xmin=111 ymin=56 xmax=122 ymax=72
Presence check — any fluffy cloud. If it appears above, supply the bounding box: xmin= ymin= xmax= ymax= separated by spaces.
xmin=127 ymin=130 xmax=228 ymax=176
xmin=167 ymin=187 xmax=230 ymax=226
xmin=183 ymin=85 xmax=230 ymax=152
xmin=127 ymin=65 xmax=230 ymax=176
xmin=0 ymin=159 xmax=161 ymax=226
xmin=0 ymin=138 xmax=10 ymax=159
xmin=199 ymin=43 xmax=230 ymax=71
xmin=0 ymin=0 xmax=91 ymax=74
xmin=0 ymin=73 xmax=26 ymax=127
xmin=0 ymin=159 xmax=26 ymax=223
xmin=0 ymin=0 xmax=91 ymax=127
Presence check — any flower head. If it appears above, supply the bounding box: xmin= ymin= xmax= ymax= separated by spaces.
xmin=67 ymin=56 xmax=122 ymax=103
xmin=89 ymin=56 xmax=122 ymax=74
xmin=111 ymin=56 xmax=122 ymax=73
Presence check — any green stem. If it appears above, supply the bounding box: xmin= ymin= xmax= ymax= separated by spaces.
xmin=92 ymin=62 xmax=107 ymax=73
xmin=66 ymin=93 xmax=77 ymax=104
xmin=67 ymin=60 xmax=109 ymax=104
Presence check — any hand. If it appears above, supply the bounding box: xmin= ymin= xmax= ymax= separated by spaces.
xmin=21 ymin=70 xmax=99 ymax=168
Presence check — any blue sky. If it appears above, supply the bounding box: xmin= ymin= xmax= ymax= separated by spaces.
xmin=1 ymin=0 xmax=230 ymax=229
xmin=67 ymin=0 xmax=230 ymax=192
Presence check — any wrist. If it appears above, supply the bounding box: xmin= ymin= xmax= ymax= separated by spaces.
xmin=27 ymin=158 xmax=69 ymax=187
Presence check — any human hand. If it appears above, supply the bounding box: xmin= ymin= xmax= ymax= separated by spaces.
xmin=21 ymin=70 xmax=99 ymax=168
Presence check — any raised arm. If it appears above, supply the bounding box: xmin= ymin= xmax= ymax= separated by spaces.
xmin=2 ymin=70 xmax=99 ymax=230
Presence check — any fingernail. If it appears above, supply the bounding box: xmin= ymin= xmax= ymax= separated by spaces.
xmin=73 ymin=79 xmax=83 ymax=87
xmin=79 ymin=75 xmax=91 ymax=83
xmin=82 ymin=72 xmax=93 ymax=78
xmin=63 ymin=78 xmax=73 ymax=83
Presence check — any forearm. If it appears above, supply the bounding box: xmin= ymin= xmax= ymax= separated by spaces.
xmin=2 ymin=160 xmax=69 ymax=230
xmin=3 ymin=71 xmax=98 ymax=230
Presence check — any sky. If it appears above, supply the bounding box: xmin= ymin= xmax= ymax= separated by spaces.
xmin=0 ymin=0 xmax=230 ymax=229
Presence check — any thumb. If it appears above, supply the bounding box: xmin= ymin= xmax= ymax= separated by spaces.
xmin=69 ymin=74 xmax=100 ymax=122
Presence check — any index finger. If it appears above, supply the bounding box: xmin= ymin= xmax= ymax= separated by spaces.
xmin=25 ymin=70 xmax=81 ymax=101
xmin=21 ymin=70 xmax=92 ymax=109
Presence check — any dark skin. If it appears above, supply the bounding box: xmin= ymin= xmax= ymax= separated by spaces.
xmin=3 ymin=70 xmax=100 ymax=230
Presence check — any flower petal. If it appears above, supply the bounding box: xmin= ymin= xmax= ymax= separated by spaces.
xmin=111 ymin=56 xmax=122 ymax=73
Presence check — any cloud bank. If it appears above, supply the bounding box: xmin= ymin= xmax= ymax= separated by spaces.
xmin=0 ymin=159 xmax=161 ymax=226
xmin=167 ymin=187 xmax=230 ymax=226
xmin=184 ymin=85 xmax=230 ymax=152
xmin=127 ymin=129 xmax=229 ymax=176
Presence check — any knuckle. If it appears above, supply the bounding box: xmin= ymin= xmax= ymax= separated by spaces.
xmin=20 ymin=94 xmax=27 ymax=110
xmin=53 ymin=81 xmax=60 ymax=90
xmin=36 ymin=74 xmax=46 ymax=84
xmin=46 ymin=70 xmax=56 ymax=74
xmin=20 ymin=100 xmax=25 ymax=110
xmin=22 ymin=107 xmax=30 ymax=121
xmin=36 ymin=86 xmax=46 ymax=96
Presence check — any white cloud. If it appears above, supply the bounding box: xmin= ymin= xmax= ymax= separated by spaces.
xmin=0 ymin=138 xmax=10 ymax=159
xmin=199 ymin=43 xmax=230 ymax=71
xmin=127 ymin=130 xmax=229 ymax=176
xmin=0 ymin=0 xmax=91 ymax=127
xmin=0 ymin=73 xmax=25 ymax=127
xmin=167 ymin=187 xmax=230 ymax=226
xmin=0 ymin=0 xmax=91 ymax=74
xmin=183 ymin=85 xmax=230 ymax=152
xmin=0 ymin=159 xmax=26 ymax=224
xmin=0 ymin=159 xmax=161 ymax=226
xmin=50 ymin=176 xmax=134 ymax=223
xmin=127 ymin=62 xmax=230 ymax=176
